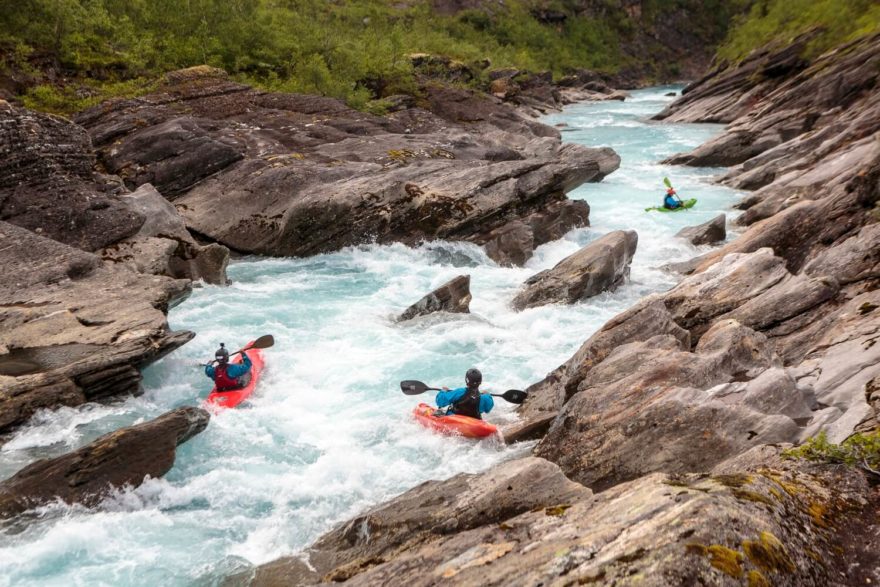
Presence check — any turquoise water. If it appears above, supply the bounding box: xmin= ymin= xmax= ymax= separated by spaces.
xmin=0 ymin=87 xmax=742 ymax=586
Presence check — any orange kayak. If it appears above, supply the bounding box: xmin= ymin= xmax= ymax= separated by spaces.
xmin=204 ymin=342 xmax=265 ymax=409
xmin=413 ymin=402 xmax=498 ymax=439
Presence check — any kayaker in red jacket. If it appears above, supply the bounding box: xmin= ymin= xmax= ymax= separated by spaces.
xmin=205 ymin=343 xmax=252 ymax=391
xmin=436 ymin=368 xmax=494 ymax=419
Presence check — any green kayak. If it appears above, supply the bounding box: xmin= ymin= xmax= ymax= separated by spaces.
xmin=645 ymin=198 xmax=697 ymax=213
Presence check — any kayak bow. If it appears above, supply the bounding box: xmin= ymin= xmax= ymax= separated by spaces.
xmin=413 ymin=403 xmax=498 ymax=439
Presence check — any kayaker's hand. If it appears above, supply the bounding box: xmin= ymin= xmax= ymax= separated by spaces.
xmin=442 ymin=386 xmax=450 ymax=391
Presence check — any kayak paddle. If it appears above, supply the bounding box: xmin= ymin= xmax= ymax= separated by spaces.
xmin=400 ymin=380 xmax=528 ymax=404
xmin=202 ymin=334 xmax=274 ymax=366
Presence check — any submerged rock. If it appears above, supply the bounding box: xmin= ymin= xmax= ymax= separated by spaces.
xmin=675 ymin=213 xmax=726 ymax=245
xmin=511 ymin=230 xmax=637 ymax=310
xmin=0 ymin=407 xmax=209 ymax=517
xmin=398 ymin=275 xmax=471 ymax=322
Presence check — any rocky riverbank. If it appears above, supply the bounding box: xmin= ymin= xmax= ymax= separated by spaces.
xmin=0 ymin=67 xmax=624 ymax=520
xmin=251 ymin=33 xmax=880 ymax=586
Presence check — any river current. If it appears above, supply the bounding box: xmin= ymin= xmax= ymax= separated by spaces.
xmin=0 ymin=87 xmax=740 ymax=586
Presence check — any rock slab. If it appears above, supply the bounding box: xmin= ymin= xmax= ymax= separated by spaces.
xmin=675 ymin=213 xmax=726 ymax=245
xmin=512 ymin=230 xmax=637 ymax=310
xmin=0 ymin=407 xmax=209 ymax=517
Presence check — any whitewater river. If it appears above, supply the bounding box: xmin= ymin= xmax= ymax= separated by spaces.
xmin=0 ymin=87 xmax=741 ymax=586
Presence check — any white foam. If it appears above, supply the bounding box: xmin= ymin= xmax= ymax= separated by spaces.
xmin=0 ymin=87 xmax=746 ymax=586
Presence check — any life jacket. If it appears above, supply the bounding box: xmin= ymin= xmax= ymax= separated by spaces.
xmin=664 ymin=194 xmax=678 ymax=209
xmin=451 ymin=387 xmax=482 ymax=419
xmin=214 ymin=364 xmax=241 ymax=391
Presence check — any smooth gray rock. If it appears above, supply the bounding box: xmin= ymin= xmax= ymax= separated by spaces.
xmin=398 ymin=275 xmax=471 ymax=322
xmin=675 ymin=213 xmax=726 ymax=245
xmin=512 ymin=230 xmax=637 ymax=310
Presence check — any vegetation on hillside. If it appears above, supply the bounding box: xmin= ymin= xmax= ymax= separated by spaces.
xmin=718 ymin=0 xmax=880 ymax=61
xmin=0 ymin=0 xmax=735 ymax=113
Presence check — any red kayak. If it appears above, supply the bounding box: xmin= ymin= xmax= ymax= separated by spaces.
xmin=413 ymin=403 xmax=498 ymax=439
xmin=204 ymin=342 xmax=265 ymax=409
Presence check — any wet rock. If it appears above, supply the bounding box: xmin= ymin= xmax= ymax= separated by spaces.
xmin=480 ymin=199 xmax=590 ymax=266
xmin=253 ymin=457 xmax=590 ymax=585
xmin=0 ymin=407 xmax=209 ymax=517
xmin=675 ymin=213 xmax=726 ymax=245
xmin=512 ymin=230 xmax=637 ymax=310
xmin=398 ymin=275 xmax=471 ymax=322
xmin=0 ymin=221 xmax=193 ymax=433
xmin=75 ymin=71 xmax=620 ymax=266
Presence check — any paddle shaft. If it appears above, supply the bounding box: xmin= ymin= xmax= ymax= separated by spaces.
xmin=418 ymin=386 xmax=518 ymax=401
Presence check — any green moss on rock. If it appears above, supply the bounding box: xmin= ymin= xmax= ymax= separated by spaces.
xmin=742 ymin=531 xmax=796 ymax=574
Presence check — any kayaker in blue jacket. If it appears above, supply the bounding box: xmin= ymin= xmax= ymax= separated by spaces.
xmin=205 ymin=343 xmax=252 ymax=391
xmin=435 ymin=368 xmax=494 ymax=419
xmin=663 ymin=188 xmax=683 ymax=210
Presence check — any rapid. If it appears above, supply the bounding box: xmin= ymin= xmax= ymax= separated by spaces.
xmin=0 ymin=87 xmax=742 ymax=586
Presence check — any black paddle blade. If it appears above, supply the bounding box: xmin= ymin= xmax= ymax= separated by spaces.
xmin=401 ymin=380 xmax=429 ymax=395
xmin=249 ymin=334 xmax=275 ymax=349
xmin=499 ymin=389 xmax=528 ymax=404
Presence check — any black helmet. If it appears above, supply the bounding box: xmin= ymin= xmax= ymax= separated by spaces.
xmin=215 ymin=343 xmax=229 ymax=364
xmin=465 ymin=368 xmax=482 ymax=388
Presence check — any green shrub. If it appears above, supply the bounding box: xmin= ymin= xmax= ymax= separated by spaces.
xmin=718 ymin=0 xmax=880 ymax=62
xmin=784 ymin=430 xmax=880 ymax=473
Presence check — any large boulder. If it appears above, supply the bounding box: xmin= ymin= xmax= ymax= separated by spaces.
xmin=75 ymin=71 xmax=621 ymax=266
xmin=104 ymin=183 xmax=229 ymax=284
xmin=0 ymin=407 xmax=209 ymax=517
xmin=398 ymin=275 xmax=471 ymax=322
xmin=502 ymin=298 xmax=690 ymax=443
xmin=254 ymin=457 xmax=590 ymax=585
xmin=511 ymin=230 xmax=637 ymax=310
xmin=675 ymin=213 xmax=726 ymax=245
xmin=0 ymin=221 xmax=193 ymax=433
xmin=533 ymin=320 xmax=811 ymax=490
xmin=253 ymin=454 xmax=877 ymax=587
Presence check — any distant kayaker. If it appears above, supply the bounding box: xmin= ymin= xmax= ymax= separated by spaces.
xmin=436 ymin=368 xmax=494 ymax=419
xmin=205 ymin=343 xmax=252 ymax=391
xmin=663 ymin=187 xmax=683 ymax=210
